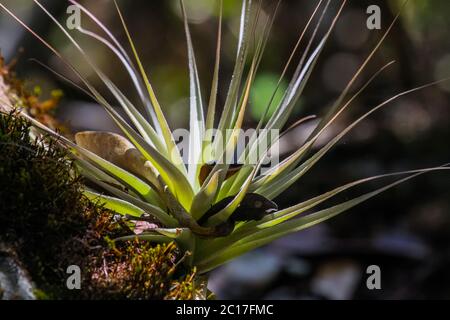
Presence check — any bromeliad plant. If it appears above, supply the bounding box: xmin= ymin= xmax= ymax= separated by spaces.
xmin=1 ymin=0 xmax=449 ymax=274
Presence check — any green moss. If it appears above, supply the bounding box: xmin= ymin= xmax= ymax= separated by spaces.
xmin=0 ymin=111 xmax=86 ymax=244
xmin=89 ymin=241 xmax=203 ymax=300
xmin=0 ymin=111 xmax=199 ymax=299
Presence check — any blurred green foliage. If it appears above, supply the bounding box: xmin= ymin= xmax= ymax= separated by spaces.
xmin=249 ymin=72 xmax=288 ymax=121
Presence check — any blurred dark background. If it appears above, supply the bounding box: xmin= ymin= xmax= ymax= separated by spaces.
xmin=1 ymin=0 xmax=449 ymax=299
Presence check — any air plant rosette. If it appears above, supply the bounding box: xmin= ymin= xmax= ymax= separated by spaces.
xmin=0 ymin=0 xmax=449 ymax=299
